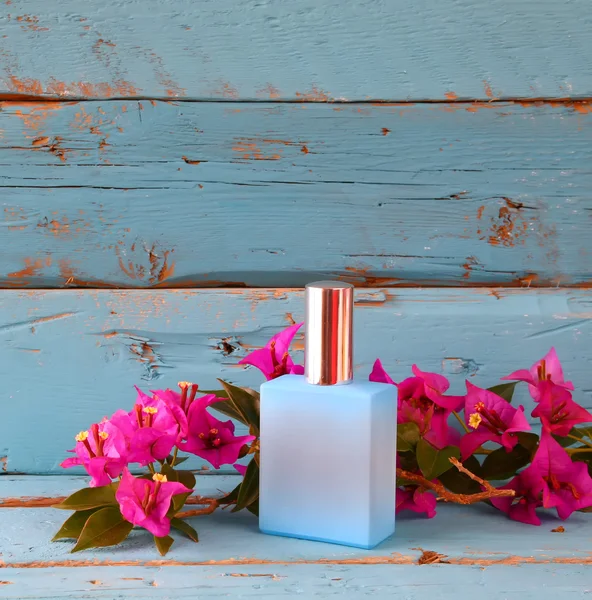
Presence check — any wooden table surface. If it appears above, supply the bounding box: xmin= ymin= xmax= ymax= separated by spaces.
xmin=0 ymin=475 xmax=590 ymax=599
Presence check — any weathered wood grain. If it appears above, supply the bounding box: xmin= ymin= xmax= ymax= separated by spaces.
xmin=1 ymin=0 xmax=591 ymax=100
xmin=0 ymin=476 xmax=590 ymax=568
xmin=0 ymin=288 xmax=591 ymax=474
xmin=1 ymin=100 xmax=592 ymax=288
xmin=2 ymin=564 xmax=592 ymax=600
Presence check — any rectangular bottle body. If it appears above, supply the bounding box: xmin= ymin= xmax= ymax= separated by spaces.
xmin=259 ymin=374 xmax=397 ymax=549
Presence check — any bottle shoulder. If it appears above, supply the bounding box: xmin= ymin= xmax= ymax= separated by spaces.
xmin=261 ymin=374 xmax=397 ymax=398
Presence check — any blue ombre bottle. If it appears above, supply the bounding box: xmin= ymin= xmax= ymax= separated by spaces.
xmin=259 ymin=281 xmax=397 ymax=549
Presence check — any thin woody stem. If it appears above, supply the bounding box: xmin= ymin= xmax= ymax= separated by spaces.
xmin=397 ymin=457 xmax=515 ymax=505
xmin=452 ymin=411 xmax=470 ymax=434
xmin=566 ymin=434 xmax=592 ymax=450
xmin=170 ymin=447 xmax=180 ymax=467
xmin=567 ymin=447 xmax=592 ymax=454
xmin=177 ymin=496 xmax=219 ymax=519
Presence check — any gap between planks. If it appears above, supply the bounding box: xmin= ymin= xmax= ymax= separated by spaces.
xmin=2 ymin=555 xmax=592 ymax=569
xmin=1 ymin=95 xmax=592 ymax=108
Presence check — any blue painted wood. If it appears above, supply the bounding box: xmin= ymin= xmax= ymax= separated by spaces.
xmin=0 ymin=288 xmax=591 ymax=474
xmin=0 ymin=476 xmax=590 ymax=566
xmin=0 ymin=0 xmax=591 ymax=100
xmin=2 ymin=565 xmax=592 ymax=599
xmin=1 ymin=101 xmax=591 ymax=288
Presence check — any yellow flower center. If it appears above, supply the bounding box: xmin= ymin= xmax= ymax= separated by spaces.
xmin=75 ymin=430 xmax=89 ymax=442
xmin=468 ymin=413 xmax=482 ymax=429
xmin=152 ymin=473 xmax=168 ymax=483
xmin=209 ymin=428 xmax=219 ymax=435
xmin=178 ymin=381 xmax=191 ymax=389
xmin=143 ymin=407 xmax=158 ymax=415
xmin=99 ymin=431 xmax=109 ymax=440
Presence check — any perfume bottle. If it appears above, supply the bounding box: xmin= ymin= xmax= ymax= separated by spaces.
xmin=259 ymin=281 xmax=397 ymax=549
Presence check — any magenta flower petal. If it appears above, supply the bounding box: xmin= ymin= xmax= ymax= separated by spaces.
xmin=462 ymin=382 xmax=531 ymax=457
xmin=527 ymin=432 xmax=592 ymax=520
xmin=532 ymin=381 xmax=592 ymax=436
xmin=233 ymin=463 xmax=248 ymax=476
xmin=412 ymin=365 xmax=463 ymax=411
xmin=396 ymin=487 xmax=437 ymax=518
xmin=501 ymin=347 xmax=574 ymax=401
xmin=180 ymin=394 xmax=256 ymax=469
xmin=491 ymin=475 xmax=542 ymax=526
xmin=239 ymin=322 xmax=304 ymax=380
xmin=116 ymin=468 xmax=191 ymax=537
xmin=369 ymin=359 xmax=397 ymax=385
xmin=460 ymin=430 xmax=493 ymax=461
xmin=60 ymin=420 xmax=128 ymax=486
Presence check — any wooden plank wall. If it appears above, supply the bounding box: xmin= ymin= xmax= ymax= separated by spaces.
xmin=1 ymin=0 xmax=591 ymax=474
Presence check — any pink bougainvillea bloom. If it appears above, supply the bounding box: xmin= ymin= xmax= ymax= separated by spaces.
xmin=501 ymin=347 xmax=574 ymax=401
xmin=238 ymin=322 xmax=304 ymax=380
xmin=152 ymin=381 xmax=201 ymax=420
xmin=523 ymin=432 xmax=592 ymax=520
xmin=116 ymin=468 xmax=191 ymax=537
xmin=460 ymin=382 xmax=531 ymax=460
xmin=369 ymin=359 xmax=397 ymax=385
xmin=531 ymin=381 xmax=592 ymax=437
xmin=396 ymin=487 xmax=437 ymax=518
xmin=110 ymin=387 xmax=187 ymax=466
xmin=61 ymin=421 xmax=127 ymax=487
xmin=180 ymin=394 xmax=256 ymax=469
xmin=490 ymin=473 xmax=543 ymax=526
xmin=371 ymin=361 xmax=463 ymax=449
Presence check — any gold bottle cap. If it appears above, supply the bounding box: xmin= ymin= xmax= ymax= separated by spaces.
xmin=305 ymin=281 xmax=354 ymax=385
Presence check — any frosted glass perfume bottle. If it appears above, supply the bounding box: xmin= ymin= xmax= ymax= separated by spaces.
xmin=259 ymin=281 xmax=397 ymax=549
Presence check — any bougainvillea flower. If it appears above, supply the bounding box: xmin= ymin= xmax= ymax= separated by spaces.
xmin=501 ymin=347 xmax=574 ymax=401
xmin=532 ymin=381 xmax=592 ymax=437
xmin=396 ymin=487 xmax=437 ymax=518
xmin=180 ymin=394 xmax=256 ymax=469
xmin=490 ymin=473 xmax=543 ymax=526
xmin=369 ymin=359 xmax=397 ymax=385
xmin=371 ymin=361 xmax=463 ymax=449
xmin=523 ymin=432 xmax=592 ymax=520
xmin=152 ymin=382 xmax=201 ymax=420
xmin=116 ymin=468 xmax=191 ymax=537
xmin=110 ymin=387 xmax=187 ymax=465
xmin=239 ymin=322 xmax=304 ymax=380
xmin=61 ymin=421 xmax=128 ymax=487
xmin=460 ymin=382 xmax=531 ymax=460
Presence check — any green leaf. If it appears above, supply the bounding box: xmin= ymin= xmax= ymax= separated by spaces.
xmin=210 ymin=398 xmax=245 ymax=424
xmin=439 ymin=455 xmax=483 ymax=494
xmin=550 ymin=427 xmax=592 ymax=449
xmin=161 ymin=464 xmax=196 ymax=490
xmin=168 ymin=492 xmax=191 ymax=517
xmin=487 ymin=381 xmax=519 ymax=403
xmin=197 ymin=389 xmax=229 ymax=398
xmin=481 ymin=444 xmax=531 ymax=481
xmin=71 ymin=506 xmax=133 ymax=553
xmin=171 ymin=518 xmax=199 ymax=542
xmin=516 ymin=432 xmax=539 ymax=455
xmin=220 ymin=481 xmax=241 ymax=506
xmin=416 ymin=439 xmax=460 ymax=480
xmin=166 ymin=454 xmax=189 ymax=466
xmin=154 ymin=535 xmax=174 ymax=556
xmin=218 ymin=379 xmax=260 ymax=435
xmin=397 ymin=422 xmax=420 ymax=452
xmin=52 ymin=508 xmax=100 ymax=541
xmin=232 ymin=459 xmax=259 ymax=512
xmin=53 ymin=484 xmax=118 ymax=511
xmin=246 ymin=500 xmax=259 ymax=517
